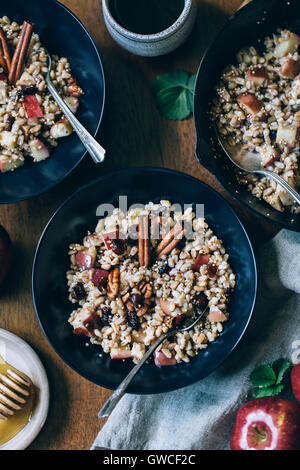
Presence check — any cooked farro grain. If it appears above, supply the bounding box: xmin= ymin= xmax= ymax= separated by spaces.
xmin=66 ymin=201 xmax=236 ymax=365
xmin=0 ymin=17 xmax=84 ymax=173
xmin=211 ymin=29 xmax=300 ymax=214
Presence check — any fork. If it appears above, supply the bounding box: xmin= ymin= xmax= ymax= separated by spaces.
xmin=98 ymin=305 xmax=208 ymax=418
xmin=45 ymin=53 xmax=106 ymax=164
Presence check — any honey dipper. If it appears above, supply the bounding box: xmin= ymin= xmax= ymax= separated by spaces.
xmin=0 ymin=369 xmax=32 ymax=421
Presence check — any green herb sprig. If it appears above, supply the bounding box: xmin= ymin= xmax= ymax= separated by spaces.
xmin=250 ymin=358 xmax=291 ymax=398
xmin=153 ymin=70 xmax=196 ymax=121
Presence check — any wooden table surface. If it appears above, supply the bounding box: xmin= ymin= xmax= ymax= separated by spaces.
xmin=0 ymin=0 xmax=277 ymax=450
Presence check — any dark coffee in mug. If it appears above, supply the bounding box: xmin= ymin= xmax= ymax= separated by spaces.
xmin=110 ymin=0 xmax=185 ymax=35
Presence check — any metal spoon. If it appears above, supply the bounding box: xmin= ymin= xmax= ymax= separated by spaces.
xmin=216 ymin=131 xmax=300 ymax=206
xmin=98 ymin=305 xmax=208 ymax=418
xmin=45 ymin=53 xmax=106 ymax=164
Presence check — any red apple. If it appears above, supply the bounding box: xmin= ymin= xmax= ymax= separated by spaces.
xmin=291 ymin=363 xmax=300 ymax=404
xmin=0 ymin=224 xmax=13 ymax=285
xmin=231 ymin=397 xmax=300 ymax=450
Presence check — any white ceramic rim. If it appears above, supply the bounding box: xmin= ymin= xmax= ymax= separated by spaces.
xmin=102 ymin=0 xmax=193 ymax=43
xmin=0 ymin=329 xmax=50 ymax=450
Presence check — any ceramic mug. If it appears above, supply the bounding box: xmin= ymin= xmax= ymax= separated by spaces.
xmin=102 ymin=0 xmax=197 ymax=57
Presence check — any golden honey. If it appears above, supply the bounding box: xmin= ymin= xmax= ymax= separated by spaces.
xmin=0 ymin=356 xmax=34 ymax=446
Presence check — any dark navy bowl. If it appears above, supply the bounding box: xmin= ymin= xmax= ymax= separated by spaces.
xmin=0 ymin=0 xmax=105 ymax=204
xmin=32 ymin=168 xmax=257 ymax=394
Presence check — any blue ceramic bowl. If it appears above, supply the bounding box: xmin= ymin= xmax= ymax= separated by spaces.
xmin=32 ymin=168 xmax=257 ymax=394
xmin=0 ymin=0 xmax=105 ymax=204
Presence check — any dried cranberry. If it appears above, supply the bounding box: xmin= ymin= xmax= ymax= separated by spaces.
xmin=21 ymin=85 xmax=38 ymax=95
xmin=127 ymin=311 xmax=139 ymax=331
xmin=71 ymin=282 xmax=86 ymax=301
xmin=101 ymin=306 xmax=112 ymax=326
xmin=192 ymin=294 xmax=207 ymax=310
xmin=158 ymin=263 xmax=170 ymax=275
xmin=130 ymin=293 xmax=143 ymax=309
xmin=207 ymin=263 xmax=218 ymax=278
xmin=111 ymin=238 xmax=125 ymax=255
xmin=4 ymin=116 xmax=15 ymax=131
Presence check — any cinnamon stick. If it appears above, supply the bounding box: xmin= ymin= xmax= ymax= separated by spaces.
xmin=0 ymin=27 xmax=11 ymax=73
xmin=138 ymin=215 xmax=150 ymax=268
xmin=9 ymin=21 xmax=33 ymax=85
xmin=155 ymin=221 xmax=184 ymax=258
xmin=0 ymin=42 xmax=7 ymax=73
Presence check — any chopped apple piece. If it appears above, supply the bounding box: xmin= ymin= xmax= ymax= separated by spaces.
xmin=17 ymin=71 xmax=36 ymax=86
xmin=0 ymin=154 xmax=24 ymax=173
xmin=261 ymin=145 xmax=280 ymax=167
xmin=237 ymin=93 xmax=263 ymax=114
xmin=92 ymin=269 xmax=109 ymax=287
xmin=208 ymin=307 xmax=227 ymax=323
xmin=23 ymin=95 xmax=44 ymax=118
xmin=73 ymin=311 xmax=101 ymax=338
xmin=275 ymin=33 xmax=300 ymax=58
xmin=84 ymin=233 xmax=103 ymax=246
xmin=246 ymin=66 xmax=267 ymax=85
xmin=276 ymin=125 xmax=298 ymax=147
xmin=0 ymin=131 xmax=16 ymax=149
xmin=75 ymin=246 xmax=97 ymax=269
xmin=277 ymin=187 xmax=295 ymax=206
xmin=281 ymin=58 xmax=300 ymax=79
xmin=265 ymin=193 xmax=284 ymax=212
xmin=64 ymin=96 xmax=79 ymax=114
xmin=111 ymin=347 xmax=132 ymax=360
xmin=160 ymin=299 xmax=173 ymax=316
xmin=154 ymin=351 xmax=176 ymax=367
xmin=0 ymin=81 xmax=7 ymax=104
xmin=50 ymin=118 xmax=73 ymax=139
xmin=29 ymin=139 xmax=50 ymax=162
xmin=192 ymin=253 xmax=210 ymax=272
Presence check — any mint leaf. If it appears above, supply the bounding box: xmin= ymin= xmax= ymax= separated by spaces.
xmin=153 ymin=71 xmax=196 ymax=121
xmin=272 ymin=358 xmax=291 ymax=385
xmin=250 ymin=365 xmax=276 ymax=388
xmin=253 ymin=384 xmax=284 ymax=398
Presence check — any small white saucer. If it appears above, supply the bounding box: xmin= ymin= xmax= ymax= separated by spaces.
xmin=0 ymin=328 xmax=49 ymax=450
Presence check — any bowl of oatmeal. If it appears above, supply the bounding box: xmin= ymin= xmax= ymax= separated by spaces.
xmin=194 ymin=0 xmax=300 ymax=231
xmin=32 ymin=168 xmax=257 ymax=393
xmin=0 ymin=0 xmax=105 ymax=203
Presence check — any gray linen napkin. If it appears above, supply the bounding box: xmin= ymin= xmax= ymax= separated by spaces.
xmin=92 ymin=229 xmax=300 ymax=450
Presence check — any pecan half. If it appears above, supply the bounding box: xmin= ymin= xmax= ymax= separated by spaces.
xmin=107 ymin=267 xmax=119 ymax=300
xmin=136 ymin=282 xmax=153 ymax=317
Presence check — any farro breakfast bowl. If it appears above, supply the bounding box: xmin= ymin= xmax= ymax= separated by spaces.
xmin=194 ymin=0 xmax=300 ymax=231
xmin=32 ymin=168 xmax=257 ymax=394
xmin=0 ymin=0 xmax=105 ymax=203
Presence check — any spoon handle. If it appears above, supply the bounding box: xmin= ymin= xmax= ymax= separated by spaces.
xmin=258 ymin=170 xmax=300 ymax=205
xmin=98 ymin=331 xmax=172 ymax=418
xmin=46 ymin=76 xmax=106 ymax=164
